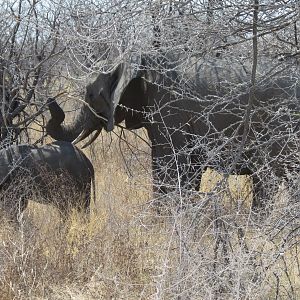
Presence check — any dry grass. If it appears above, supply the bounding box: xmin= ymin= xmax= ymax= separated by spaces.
xmin=0 ymin=129 xmax=300 ymax=299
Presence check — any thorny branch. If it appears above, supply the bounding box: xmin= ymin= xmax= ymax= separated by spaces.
xmin=0 ymin=1 xmax=300 ymax=298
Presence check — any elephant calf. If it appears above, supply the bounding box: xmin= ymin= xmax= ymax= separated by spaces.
xmin=0 ymin=141 xmax=95 ymax=222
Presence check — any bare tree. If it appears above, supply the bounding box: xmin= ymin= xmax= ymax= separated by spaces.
xmin=0 ymin=0 xmax=66 ymax=145
xmin=1 ymin=1 xmax=300 ymax=299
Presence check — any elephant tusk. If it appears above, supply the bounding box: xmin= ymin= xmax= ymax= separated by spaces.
xmin=82 ymin=129 xmax=102 ymax=149
xmin=72 ymin=128 xmax=93 ymax=145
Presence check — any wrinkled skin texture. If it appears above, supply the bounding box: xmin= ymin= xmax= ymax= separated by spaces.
xmin=0 ymin=141 xmax=94 ymax=221
xmin=47 ymin=55 xmax=300 ymax=205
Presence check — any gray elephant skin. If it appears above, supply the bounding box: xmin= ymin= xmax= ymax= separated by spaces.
xmin=0 ymin=141 xmax=94 ymax=221
xmin=46 ymin=55 xmax=300 ymax=205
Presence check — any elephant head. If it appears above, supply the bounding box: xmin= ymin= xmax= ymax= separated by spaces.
xmin=46 ymin=56 xmax=146 ymax=145
xmin=83 ymin=57 xmax=146 ymax=131
xmin=61 ymin=55 xmax=181 ymax=145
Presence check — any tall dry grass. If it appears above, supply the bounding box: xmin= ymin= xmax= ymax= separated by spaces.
xmin=0 ymin=129 xmax=300 ymax=299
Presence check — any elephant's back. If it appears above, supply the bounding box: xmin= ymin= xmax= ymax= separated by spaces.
xmin=38 ymin=141 xmax=94 ymax=181
xmin=0 ymin=144 xmax=36 ymax=184
xmin=182 ymin=56 xmax=299 ymax=99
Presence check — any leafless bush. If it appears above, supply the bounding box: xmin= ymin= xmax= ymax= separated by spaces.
xmin=0 ymin=0 xmax=68 ymax=145
xmin=0 ymin=1 xmax=300 ymax=299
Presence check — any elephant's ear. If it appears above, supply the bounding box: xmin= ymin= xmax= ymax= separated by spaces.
xmin=107 ymin=56 xmax=141 ymax=131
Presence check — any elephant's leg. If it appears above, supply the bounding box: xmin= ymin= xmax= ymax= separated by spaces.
xmin=190 ymin=148 xmax=207 ymax=191
xmin=149 ymin=123 xmax=205 ymax=210
xmin=151 ymin=147 xmax=189 ymax=194
xmin=153 ymin=152 xmax=203 ymax=194
xmin=236 ymin=162 xmax=267 ymax=210
xmin=193 ymin=169 xmax=204 ymax=192
xmin=151 ymin=143 xmax=167 ymax=195
xmin=151 ymin=148 xmax=204 ymax=213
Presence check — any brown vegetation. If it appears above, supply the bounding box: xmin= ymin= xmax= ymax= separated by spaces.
xmin=0 ymin=1 xmax=299 ymax=299
xmin=0 ymin=130 xmax=299 ymax=299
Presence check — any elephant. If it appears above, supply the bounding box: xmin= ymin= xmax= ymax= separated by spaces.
xmin=0 ymin=141 xmax=95 ymax=222
xmin=46 ymin=54 xmax=300 ymax=207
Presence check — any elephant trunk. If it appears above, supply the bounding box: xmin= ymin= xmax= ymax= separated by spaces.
xmin=46 ymin=98 xmax=101 ymax=143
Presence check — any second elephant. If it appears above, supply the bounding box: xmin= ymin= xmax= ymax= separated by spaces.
xmin=0 ymin=141 xmax=95 ymax=221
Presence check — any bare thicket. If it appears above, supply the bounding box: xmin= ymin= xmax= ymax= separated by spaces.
xmin=0 ymin=0 xmax=300 ymax=299
xmin=0 ymin=0 xmax=66 ymax=145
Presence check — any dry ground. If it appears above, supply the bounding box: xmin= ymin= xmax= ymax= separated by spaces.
xmin=0 ymin=129 xmax=300 ymax=299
